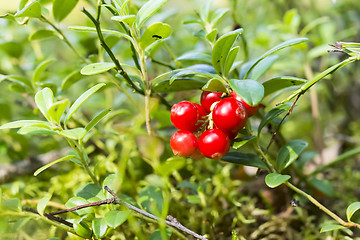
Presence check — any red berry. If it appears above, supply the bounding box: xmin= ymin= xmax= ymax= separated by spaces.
xmin=198 ymin=129 xmax=230 ymax=159
xmin=229 ymin=91 xmax=259 ymax=117
xmin=200 ymin=91 xmax=222 ymax=113
xmin=194 ymin=103 xmax=207 ymax=129
xmin=212 ymin=98 xmax=248 ymax=132
xmin=171 ymin=101 xmax=198 ymax=131
xmin=170 ymin=130 xmax=198 ymax=157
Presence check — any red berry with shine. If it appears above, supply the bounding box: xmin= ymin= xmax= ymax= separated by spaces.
xmin=229 ymin=91 xmax=259 ymax=117
xmin=212 ymin=98 xmax=248 ymax=132
xmin=170 ymin=130 xmax=198 ymax=157
xmin=171 ymin=101 xmax=198 ymax=131
xmin=200 ymin=91 xmax=222 ymax=113
xmin=199 ymin=129 xmax=230 ymax=159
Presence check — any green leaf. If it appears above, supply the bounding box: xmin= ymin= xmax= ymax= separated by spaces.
xmin=224 ymin=46 xmax=239 ymax=77
xmin=18 ymin=125 xmax=58 ymax=136
xmin=80 ymin=62 xmax=116 ymax=75
xmin=152 ymin=78 xmax=206 ymax=93
xmin=249 ymin=55 xmax=279 ymax=81
xmin=221 ymin=151 xmax=268 ymax=170
xmin=92 ymin=218 xmax=109 ymax=239
xmin=308 ymin=178 xmax=335 ymax=197
xmin=103 ymin=173 xmax=123 ymax=199
xmin=210 ymin=8 xmax=229 ymax=26
xmin=232 ymin=136 xmax=256 ymax=149
xmin=346 ymin=202 xmax=360 ymax=222
xmin=15 ymin=1 xmax=41 ymax=18
xmin=61 ymin=71 xmax=85 ymax=91
xmin=85 ymin=108 xmax=111 ymax=132
xmin=0 ymin=120 xmax=49 ymax=130
xmin=243 ymin=38 xmax=308 ymax=79
xmin=0 ymin=75 xmax=32 ymax=90
xmin=139 ymin=186 xmax=163 ymax=215
xmin=150 ymin=228 xmax=172 ymax=240
xmin=75 ymin=184 xmax=106 ymax=201
xmin=276 ymin=140 xmax=308 ymax=172
xmin=64 ymin=83 xmax=105 ymax=124
xmin=320 ymin=224 xmax=346 ymax=233
xmin=158 ymin=157 xmax=186 ymax=176
xmin=140 ymin=22 xmax=172 ymax=49
xmin=32 ymin=59 xmax=55 ymax=86
xmin=69 ymin=26 xmax=134 ymax=42
xmin=135 ymin=0 xmax=168 ymax=28
xmin=105 ymin=210 xmax=131 ymax=228
xmin=37 ymin=195 xmax=52 ymax=215
xmin=176 ymin=52 xmax=212 ymax=64
xmin=53 ymin=0 xmax=79 ymax=22
xmin=265 ymin=173 xmax=291 ymax=188
xmin=59 ymin=128 xmax=87 ymax=140
xmin=34 ymin=155 xmax=76 ymax=176
xmin=201 ymin=78 xmax=227 ymax=92
xmin=263 ymin=76 xmax=307 ymax=96
xmin=48 ymin=99 xmax=69 ymax=124
xmin=2 ymin=198 xmax=21 ymax=211
xmin=229 ymin=79 xmax=264 ymax=106
xmin=74 ymin=218 xmax=92 ymax=238
xmin=169 ymin=64 xmax=216 ymax=84
xmin=211 ymin=29 xmax=242 ymax=76
xmin=65 ymin=197 xmax=94 ymax=216
xmin=29 ymin=29 xmax=57 ymax=41
xmin=258 ymin=103 xmax=292 ymax=134
xmin=35 ymin=87 xmax=54 ymax=121
xmin=206 ymin=29 xmax=218 ymax=43
xmin=111 ymin=15 xmax=136 ymax=25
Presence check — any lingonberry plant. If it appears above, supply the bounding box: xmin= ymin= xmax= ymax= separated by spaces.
xmin=1 ymin=0 xmax=360 ymax=239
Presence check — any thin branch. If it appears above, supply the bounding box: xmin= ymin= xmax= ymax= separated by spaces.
xmin=22 ymin=207 xmax=74 ymax=228
xmin=49 ymin=198 xmax=114 ymax=216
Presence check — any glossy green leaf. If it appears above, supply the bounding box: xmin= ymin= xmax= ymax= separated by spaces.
xmin=243 ymin=37 xmax=308 ymax=79
xmin=59 ymin=128 xmax=87 ymax=140
xmin=229 ymin=79 xmax=264 ymax=106
xmin=206 ymin=29 xmax=217 ymax=43
xmin=69 ymin=26 xmax=134 ymax=42
xmin=15 ymin=1 xmax=41 ymax=18
xmin=308 ymin=178 xmax=335 ymax=197
xmin=80 ymin=63 xmax=116 ymax=75
xmin=158 ymin=157 xmax=186 ymax=176
xmin=64 ymin=83 xmax=105 ymax=124
xmin=105 ymin=210 xmax=131 ymax=228
xmin=65 ymin=197 xmax=94 ymax=216
xmin=139 ymin=186 xmax=163 ymax=215
xmin=74 ymin=218 xmax=92 ymax=238
xmin=37 ymin=195 xmax=52 ymax=215
xmin=18 ymin=0 xmax=29 ymax=10
xmin=211 ymin=8 xmax=229 ymax=25
xmin=103 ymin=173 xmax=123 ymax=198
xmin=29 ymin=29 xmax=57 ymax=41
xmin=140 ymin=22 xmax=172 ymax=49
xmin=276 ymin=140 xmax=308 ymax=171
xmin=92 ymin=218 xmax=108 ymax=239
xmin=232 ymin=136 xmax=256 ymax=149
xmin=85 ymin=108 xmax=111 ymax=132
xmin=320 ymin=224 xmax=346 ymax=233
xmin=35 ymin=87 xmax=54 ymax=121
xmin=258 ymin=103 xmax=292 ymax=134
xmin=201 ymin=78 xmax=227 ymax=92
xmin=2 ymin=198 xmax=21 ymax=212
xmin=32 ymin=59 xmax=55 ymax=86
xmin=152 ymin=78 xmax=206 ymax=93
xmin=135 ymin=0 xmax=168 ymax=28
xmin=61 ymin=71 xmax=85 ymax=91
xmin=0 ymin=120 xmax=49 ymax=129
xmin=18 ymin=125 xmax=58 ymax=136
xmin=53 ymin=0 xmax=79 ymax=22
xmin=75 ymin=184 xmax=106 ymax=201
xmin=265 ymin=173 xmax=291 ymax=188
xmin=224 ymin=46 xmax=239 ymax=77
xmin=169 ymin=64 xmax=216 ymax=84
xmin=176 ymin=52 xmax=212 ymax=64
xmin=221 ymin=151 xmax=268 ymax=170
xmin=250 ymin=55 xmax=278 ymax=81
xmin=48 ymin=99 xmax=69 ymax=124
xmin=346 ymin=202 xmax=360 ymax=221
xmin=0 ymin=75 xmax=32 ymax=89
xmin=34 ymin=155 xmax=77 ymax=176
xmin=263 ymin=76 xmax=307 ymax=96
xmin=111 ymin=15 xmax=136 ymax=25
xmin=212 ymin=29 xmax=242 ymax=76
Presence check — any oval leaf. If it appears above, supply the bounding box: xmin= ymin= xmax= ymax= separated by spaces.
xmin=65 ymin=197 xmax=94 ymax=216
xmin=35 ymin=87 xmax=54 ymax=121
xmin=48 ymin=99 xmax=69 ymax=124
xmin=276 ymin=140 xmax=308 ymax=172
xmin=152 ymin=78 xmax=206 ymax=93
xmin=53 ymin=0 xmax=79 ymax=22
xmin=69 ymin=26 xmax=134 ymax=42
xmin=0 ymin=120 xmax=49 ymax=130
xmin=201 ymin=78 xmax=227 ymax=92
xmin=61 ymin=71 xmax=85 ymax=91
xmin=37 ymin=195 xmax=52 ymax=215
xmin=140 ymin=22 xmax=172 ymax=49
xmin=111 ymin=15 xmax=136 ymax=25
xmin=34 ymin=155 xmax=77 ymax=176
xmin=15 ymin=1 xmax=41 ymax=18
xmin=229 ymin=79 xmax=264 ymax=106
xmin=308 ymin=178 xmax=335 ymax=197
xmin=18 ymin=125 xmax=58 ymax=136
xmin=346 ymin=202 xmax=360 ymax=222
xmin=176 ymin=52 xmax=212 ymax=64
xmin=32 ymin=59 xmax=56 ymax=86
xmin=74 ymin=219 xmax=92 ymax=238
xmin=80 ymin=63 xmax=116 ymax=75
xmin=29 ymin=29 xmax=57 ymax=41
xmin=103 ymin=173 xmax=123 ymax=199
xmin=263 ymin=76 xmax=307 ymax=97
xmin=59 ymin=128 xmax=87 ymax=140
xmin=221 ymin=151 xmax=268 ymax=170
xmin=64 ymin=83 xmax=105 ymax=124
xmin=2 ymin=198 xmax=21 ymax=212
xmin=105 ymin=210 xmax=130 ymax=228
xmin=224 ymin=46 xmax=240 ymax=77
xmin=320 ymin=224 xmax=346 ymax=233
xmin=258 ymin=103 xmax=292 ymax=134
xmin=92 ymin=218 xmax=108 ymax=239
xmin=85 ymin=108 xmax=112 ymax=132
xmin=135 ymin=0 xmax=168 ymax=28
xmin=265 ymin=173 xmax=291 ymax=188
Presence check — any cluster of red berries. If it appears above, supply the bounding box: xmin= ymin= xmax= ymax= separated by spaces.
xmin=170 ymin=90 xmax=258 ymax=159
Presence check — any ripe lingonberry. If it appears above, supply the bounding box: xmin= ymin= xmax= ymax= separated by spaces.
xmin=200 ymin=91 xmax=222 ymax=113
xmin=171 ymin=101 xmax=199 ymax=132
xmin=194 ymin=103 xmax=207 ymax=130
xmin=212 ymin=98 xmax=248 ymax=132
xmin=229 ymin=91 xmax=259 ymax=117
xmin=198 ymin=129 xmax=230 ymax=159
xmin=170 ymin=130 xmax=198 ymax=157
